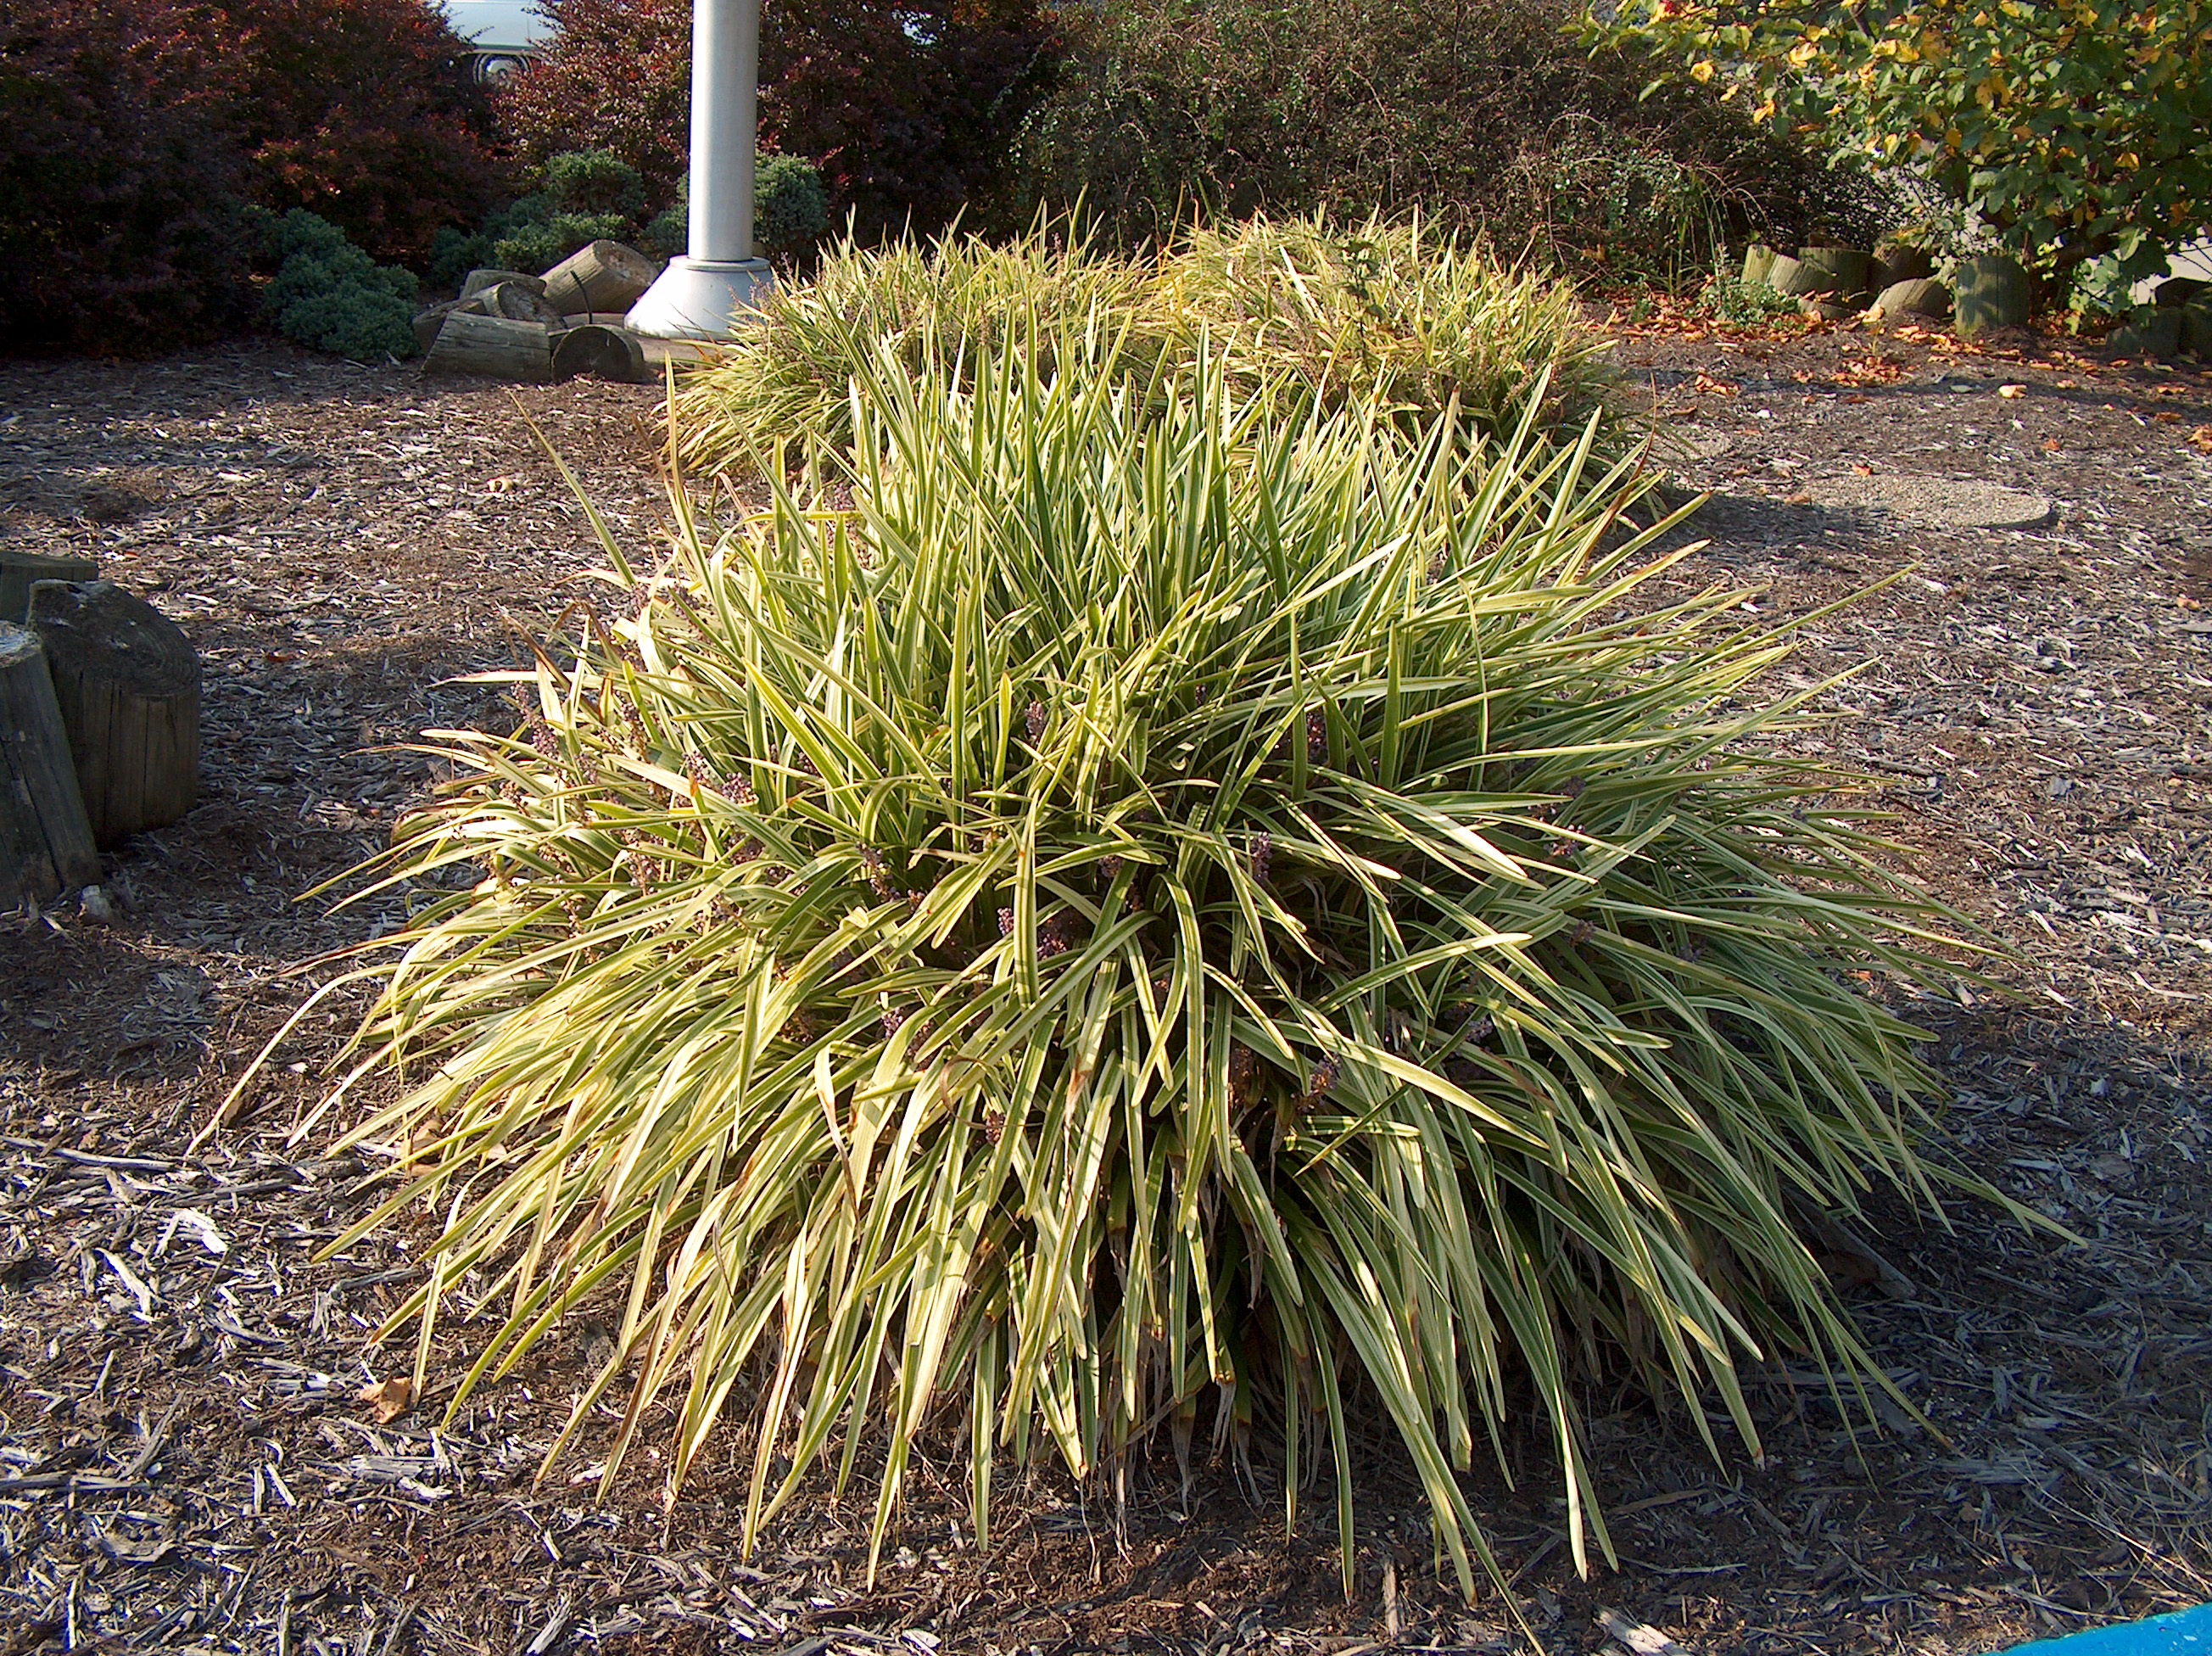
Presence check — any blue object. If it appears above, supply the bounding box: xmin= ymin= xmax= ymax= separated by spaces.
xmin=2007 ymin=1603 xmax=2212 ymax=1656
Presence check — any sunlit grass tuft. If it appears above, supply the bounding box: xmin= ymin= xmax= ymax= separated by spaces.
xmin=272 ymin=342 xmax=1996 ymax=1601
xmin=669 ymin=214 xmax=1617 ymax=478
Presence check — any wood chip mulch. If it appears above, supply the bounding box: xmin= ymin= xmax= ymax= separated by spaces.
xmin=1 ymin=335 xmax=2208 ymax=1656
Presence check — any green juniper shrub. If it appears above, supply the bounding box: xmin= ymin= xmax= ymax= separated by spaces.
xmin=427 ymin=225 xmax=491 ymax=293
xmin=491 ymin=209 xmax=629 ymax=277
xmin=640 ymin=155 xmax=832 ymax=263
xmin=542 ymin=148 xmax=647 ymax=220
xmin=260 ymin=209 xmax=419 ymax=361
xmin=752 ymin=154 xmax=831 ymax=258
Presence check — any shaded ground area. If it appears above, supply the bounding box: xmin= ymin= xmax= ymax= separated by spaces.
xmin=1 ymin=331 xmax=2209 ymax=1656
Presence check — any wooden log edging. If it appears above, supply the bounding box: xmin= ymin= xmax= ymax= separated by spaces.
xmin=28 ymin=579 xmax=198 ymax=847
xmin=1 ymin=551 xmax=98 ymax=624
xmin=0 ymin=621 xmax=99 ymax=905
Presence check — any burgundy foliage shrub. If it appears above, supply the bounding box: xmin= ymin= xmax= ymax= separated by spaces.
xmin=757 ymin=0 xmax=1056 ymax=239
xmin=220 ymin=0 xmax=506 ymax=266
xmin=497 ymin=0 xmax=1055 ymax=239
xmin=0 ymin=0 xmax=251 ymax=353
xmin=492 ymin=0 xmax=695 ymax=198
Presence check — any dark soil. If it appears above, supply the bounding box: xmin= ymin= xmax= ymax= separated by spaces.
xmin=2 ymin=330 xmax=2209 ymax=1656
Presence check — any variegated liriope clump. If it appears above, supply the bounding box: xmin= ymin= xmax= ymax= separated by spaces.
xmin=278 ymin=342 xmax=1986 ymax=1598
xmin=670 ymin=213 xmax=1617 ymax=480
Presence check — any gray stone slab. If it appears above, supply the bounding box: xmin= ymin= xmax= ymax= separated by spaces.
xmin=1807 ymin=473 xmax=2053 ymax=530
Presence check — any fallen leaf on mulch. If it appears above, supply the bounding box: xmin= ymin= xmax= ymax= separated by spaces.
xmin=1998 ymin=383 xmax=2027 ymax=399
xmin=357 ymin=1376 xmax=414 ymax=1423
xmin=2191 ymin=425 xmax=2212 ymax=452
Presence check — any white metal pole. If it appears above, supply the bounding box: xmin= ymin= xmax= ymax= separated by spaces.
xmin=625 ymin=0 xmax=774 ymax=339
xmin=688 ymin=0 xmax=756 ymax=264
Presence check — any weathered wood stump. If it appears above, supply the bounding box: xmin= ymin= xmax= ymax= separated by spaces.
xmin=28 ymin=580 xmax=198 ymax=847
xmin=462 ymin=268 xmax=548 ymax=302
xmin=1872 ymin=243 xmax=1935 ymax=290
xmin=553 ymin=324 xmax=650 ymax=384
xmin=2114 ymin=309 xmax=2186 ymax=361
xmin=1 ymin=551 xmax=98 ymax=623
xmin=413 ymin=300 xmax=459 ymax=355
xmin=0 ymin=621 xmax=99 ymax=904
xmin=1871 ymin=277 xmax=1952 ymax=322
xmin=541 ymin=241 xmax=657 ymax=316
xmin=478 ymin=281 xmax=569 ymax=327
xmin=423 ymin=312 xmax=554 ymax=383
xmin=1763 ymin=254 xmax=1824 ymax=299
xmin=1954 ymin=255 xmax=2033 ymax=337
xmin=1740 ymin=243 xmax=1778 ymax=287
xmin=1795 ymin=247 xmax=1873 ymax=300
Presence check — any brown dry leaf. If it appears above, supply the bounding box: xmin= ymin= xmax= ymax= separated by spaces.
xmin=1998 ymin=383 xmax=2027 ymax=399
xmin=2191 ymin=425 xmax=2212 ymax=452
xmin=1852 ymin=463 xmax=1874 ymax=476
xmin=2153 ymin=410 xmax=2181 ymax=425
xmin=357 ymin=1376 xmax=414 ymax=1424
xmin=2043 ymin=437 xmax=2064 ymax=453
xmin=1693 ymin=373 xmax=1740 ymax=397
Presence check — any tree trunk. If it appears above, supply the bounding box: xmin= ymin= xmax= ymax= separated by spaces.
xmin=2 ymin=551 xmax=98 ymax=623
xmin=1953 ymin=255 xmax=2033 ymax=337
xmin=540 ymin=241 xmax=658 ymax=316
xmin=423 ymin=311 xmax=553 ymax=383
xmin=0 ymin=621 xmax=99 ymax=904
xmin=553 ymin=323 xmax=650 ymax=384
xmin=28 ymin=579 xmax=198 ymax=847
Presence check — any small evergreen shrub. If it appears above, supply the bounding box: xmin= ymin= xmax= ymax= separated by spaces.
xmin=639 ymin=155 xmax=831 ymax=262
xmin=543 ymin=148 xmax=647 ymax=219
xmin=261 ymin=210 xmax=418 ymax=361
xmin=753 ymin=153 xmax=831 ymax=255
xmin=491 ymin=210 xmax=628 ymax=277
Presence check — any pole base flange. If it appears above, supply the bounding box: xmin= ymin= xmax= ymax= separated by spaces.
xmin=624 ymin=256 xmax=775 ymax=341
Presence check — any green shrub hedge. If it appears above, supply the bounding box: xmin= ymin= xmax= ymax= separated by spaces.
xmin=1011 ymin=0 xmax=1874 ymax=282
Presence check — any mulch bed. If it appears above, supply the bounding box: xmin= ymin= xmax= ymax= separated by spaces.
xmin=1 ymin=327 xmax=2209 ymax=1656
